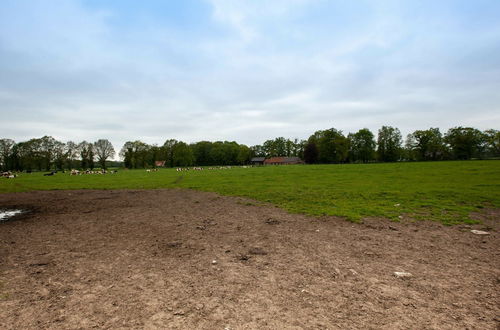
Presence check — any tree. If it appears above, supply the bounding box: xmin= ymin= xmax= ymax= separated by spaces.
xmin=192 ymin=141 xmax=213 ymax=166
xmin=163 ymin=139 xmax=179 ymax=167
xmin=172 ymin=142 xmax=194 ymax=167
xmin=308 ymin=128 xmax=349 ymax=163
xmin=348 ymin=128 xmax=376 ymax=163
xmin=236 ymin=145 xmax=253 ymax=165
xmin=0 ymin=138 xmax=15 ymax=171
xmin=406 ymin=128 xmax=445 ymax=161
xmin=303 ymin=141 xmax=318 ymax=164
xmin=148 ymin=144 xmax=165 ymax=168
xmin=444 ymin=127 xmax=485 ymax=160
xmin=377 ymin=126 xmax=402 ymax=162
xmin=262 ymin=138 xmax=287 ymax=157
xmin=251 ymin=145 xmax=265 ymax=157
xmin=483 ymin=129 xmax=500 ymax=157
xmin=93 ymin=139 xmax=115 ymax=169
xmin=8 ymin=143 xmax=21 ymax=171
xmin=52 ymin=140 xmax=66 ymax=170
xmin=120 ymin=141 xmax=149 ymax=168
xmin=78 ymin=141 xmax=95 ymax=170
xmin=65 ymin=141 xmax=79 ymax=170
xmin=39 ymin=136 xmax=58 ymax=170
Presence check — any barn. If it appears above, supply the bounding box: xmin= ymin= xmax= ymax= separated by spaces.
xmin=250 ymin=157 xmax=266 ymax=165
xmin=263 ymin=157 xmax=304 ymax=165
xmin=155 ymin=160 xmax=166 ymax=167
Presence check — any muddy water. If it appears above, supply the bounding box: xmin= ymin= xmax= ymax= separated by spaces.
xmin=0 ymin=209 xmax=23 ymax=221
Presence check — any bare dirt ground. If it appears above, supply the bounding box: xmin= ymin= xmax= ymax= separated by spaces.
xmin=0 ymin=189 xmax=498 ymax=329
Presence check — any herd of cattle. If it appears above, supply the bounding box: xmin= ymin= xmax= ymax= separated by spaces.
xmin=1 ymin=169 xmax=119 ymax=178
xmin=2 ymin=166 xmax=252 ymax=179
xmin=69 ymin=169 xmax=119 ymax=175
xmin=1 ymin=171 xmax=17 ymax=179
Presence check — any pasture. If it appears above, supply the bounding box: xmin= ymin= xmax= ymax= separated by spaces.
xmin=1 ymin=160 xmax=499 ymax=224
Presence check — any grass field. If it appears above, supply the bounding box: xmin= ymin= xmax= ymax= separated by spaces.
xmin=1 ymin=160 xmax=499 ymax=224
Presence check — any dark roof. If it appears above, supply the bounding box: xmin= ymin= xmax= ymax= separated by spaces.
xmin=251 ymin=157 xmax=266 ymax=162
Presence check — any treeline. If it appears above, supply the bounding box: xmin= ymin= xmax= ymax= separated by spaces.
xmin=0 ymin=136 xmax=115 ymax=171
xmin=120 ymin=140 xmax=252 ymax=168
xmin=0 ymin=126 xmax=499 ymax=171
xmin=301 ymin=126 xmax=499 ymax=164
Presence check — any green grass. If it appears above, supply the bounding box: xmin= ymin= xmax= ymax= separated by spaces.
xmin=1 ymin=161 xmax=499 ymax=224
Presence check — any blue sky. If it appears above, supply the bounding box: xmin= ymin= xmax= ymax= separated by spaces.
xmin=1 ymin=0 xmax=499 ymax=151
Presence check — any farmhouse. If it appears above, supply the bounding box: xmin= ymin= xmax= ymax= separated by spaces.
xmin=264 ymin=157 xmax=304 ymax=165
xmin=155 ymin=160 xmax=166 ymax=167
xmin=250 ymin=157 xmax=265 ymax=165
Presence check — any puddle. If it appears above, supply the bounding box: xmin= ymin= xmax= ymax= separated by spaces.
xmin=0 ymin=209 xmax=23 ymax=221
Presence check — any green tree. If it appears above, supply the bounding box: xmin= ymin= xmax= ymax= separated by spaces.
xmin=172 ymin=142 xmax=194 ymax=167
xmin=236 ymin=145 xmax=253 ymax=164
xmin=0 ymin=138 xmax=15 ymax=171
xmin=308 ymin=128 xmax=349 ymax=163
xmin=192 ymin=141 xmax=213 ymax=166
xmin=39 ymin=136 xmax=58 ymax=170
xmin=377 ymin=126 xmax=402 ymax=162
xmin=348 ymin=128 xmax=376 ymax=163
xmin=303 ymin=141 xmax=318 ymax=164
xmin=484 ymin=129 xmax=500 ymax=157
xmin=406 ymin=128 xmax=445 ymax=161
xmin=53 ymin=140 xmax=66 ymax=170
xmin=444 ymin=127 xmax=485 ymax=160
xmin=163 ymin=139 xmax=179 ymax=167
xmin=120 ymin=141 xmax=149 ymax=168
xmin=65 ymin=141 xmax=79 ymax=170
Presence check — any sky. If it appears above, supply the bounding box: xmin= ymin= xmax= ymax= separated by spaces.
xmin=1 ymin=0 xmax=500 ymax=154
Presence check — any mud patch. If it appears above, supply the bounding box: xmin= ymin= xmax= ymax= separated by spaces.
xmin=0 ymin=189 xmax=498 ymax=329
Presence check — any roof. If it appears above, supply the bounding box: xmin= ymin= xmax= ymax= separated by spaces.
xmin=251 ymin=157 xmax=266 ymax=162
xmin=264 ymin=157 xmax=303 ymax=163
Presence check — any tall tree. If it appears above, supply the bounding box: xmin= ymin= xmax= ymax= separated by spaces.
xmin=444 ymin=127 xmax=485 ymax=160
xmin=120 ymin=141 xmax=149 ymax=168
xmin=0 ymin=138 xmax=15 ymax=171
xmin=377 ymin=126 xmax=402 ymax=162
xmin=65 ymin=141 xmax=79 ymax=170
xmin=93 ymin=139 xmax=115 ymax=169
xmin=303 ymin=141 xmax=318 ymax=164
xmin=148 ymin=144 xmax=165 ymax=168
xmin=406 ymin=128 xmax=445 ymax=161
xmin=78 ymin=141 xmax=95 ymax=170
xmin=52 ymin=140 xmax=66 ymax=170
xmin=308 ymin=128 xmax=349 ymax=163
xmin=251 ymin=145 xmax=265 ymax=157
xmin=39 ymin=136 xmax=57 ymax=170
xmin=192 ymin=141 xmax=213 ymax=166
xmin=483 ymin=129 xmax=500 ymax=157
xmin=236 ymin=145 xmax=253 ymax=165
xmin=348 ymin=128 xmax=376 ymax=163
xmin=172 ymin=142 xmax=194 ymax=167
xmin=163 ymin=139 xmax=179 ymax=167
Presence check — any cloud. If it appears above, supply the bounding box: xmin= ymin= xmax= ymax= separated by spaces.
xmin=0 ymin=0 xmax=499 ymax=155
